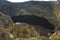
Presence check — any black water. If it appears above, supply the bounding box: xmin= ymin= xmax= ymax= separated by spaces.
xmin=11 ymin=15 xmax=55 ymax=33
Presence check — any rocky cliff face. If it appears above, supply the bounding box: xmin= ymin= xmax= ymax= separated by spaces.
xmin=0 ymin=0 xmax=60 ymax=32
xmin=0 ymin=12 xmax=41 ymax=40
xmin=0 ymin=1 xmax=60 ymax=40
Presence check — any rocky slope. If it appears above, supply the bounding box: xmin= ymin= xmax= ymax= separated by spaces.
xmin=0 ymin=11 xmax=60 ymax=40
xmin=0 ymin=0 xmax=56 ymax=16
xmin=1 ymin=0 xmax=60 ymax=32
xmin=0 ymin=12 xmax=49 ymax=40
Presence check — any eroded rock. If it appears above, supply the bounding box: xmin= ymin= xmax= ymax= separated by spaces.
xmin=49 ymin=31 xmax=60 ymax=40
xmin=0 ymin=28 xmax=14 ymax=40
xmin=12 ymin=23 xmax=40 ymax=38
xmin=0 ymin=12 xmax=14 ymax=31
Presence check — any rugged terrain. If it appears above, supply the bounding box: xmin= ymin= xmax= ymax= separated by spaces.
xmin=0 ymin=1 xmax=60 ymax=40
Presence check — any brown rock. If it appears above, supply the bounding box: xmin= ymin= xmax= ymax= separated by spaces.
xmin=53 ymin=3 xmax=60 ymax=31
xmin=0 ymin=12 xmax=14 ymax=32
xmin=0 ymin=28 xmax=14 ymax=40
xmin=49 ymin=31 xmax=60 ymax=40
xmin=12 ymin=23 xmax=40 ymax=38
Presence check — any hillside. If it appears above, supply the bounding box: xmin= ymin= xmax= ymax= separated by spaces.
xmin=0 ymin=0 xmax=56 ymax=16
xmin=0 ymin=0 xmax=60 ymax=31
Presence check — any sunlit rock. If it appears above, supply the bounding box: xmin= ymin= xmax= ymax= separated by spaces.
xmin=49 ymin=31 xmax=60 ymax=40
xmin=12 ymin=23 xmax=40 ymax=38
xmin=0 ymin=28 xmax=14 ymax=40
xmin=0 ymin=12 xmax=14 ymax=31
xmin=14 ymin=36 xmax=49 ymax=40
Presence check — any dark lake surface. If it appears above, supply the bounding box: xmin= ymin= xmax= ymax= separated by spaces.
xmin=11 ymin=15 xmax=55 ymax=35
